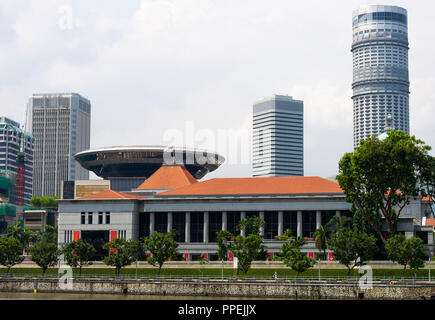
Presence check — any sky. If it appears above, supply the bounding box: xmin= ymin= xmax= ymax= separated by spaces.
xmin=0 ymin=0 xmax=434 ymax=181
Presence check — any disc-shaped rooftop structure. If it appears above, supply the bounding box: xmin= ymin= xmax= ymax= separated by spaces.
xmin=74 ymin=146 xmax=225 ymax=180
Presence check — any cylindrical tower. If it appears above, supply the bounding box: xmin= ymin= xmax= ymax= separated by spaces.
xmin=352 ymin=5 xmax=409 ymax=148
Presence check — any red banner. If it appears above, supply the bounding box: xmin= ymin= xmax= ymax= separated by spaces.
xmin=329 ymin=252 xmax=334 ymax=261
xmin=73 ymin=231 xmax=80 ymax=241
xmin=308 ymin=252 xmax=314 ymax=258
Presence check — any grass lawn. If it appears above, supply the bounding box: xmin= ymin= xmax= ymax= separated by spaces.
xmin=0 ymin=267 xmax=431 ymax=278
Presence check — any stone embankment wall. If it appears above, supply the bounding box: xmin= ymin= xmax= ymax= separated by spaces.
xmin=0 ymin=278 xmax=434 ymax=299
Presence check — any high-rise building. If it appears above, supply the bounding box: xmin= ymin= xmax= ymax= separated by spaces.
xmin=0 ymin=117 xmax=34 ymax=205
xmin=352 ymin=5 xmax=409 ymax=148
xmin=252 ymin=94 xmax=303 ymax=177
xmin=26 ymin=93 xmax=91 ymax=197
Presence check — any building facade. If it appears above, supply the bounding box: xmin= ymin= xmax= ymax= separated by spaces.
xmin=61 ymin=179 xmax=111 ymax=200
xmin=58 ymin=166 xmax=434 ymax=261
xmin=26 ymin=93 xmax=91 ymax=197
xmin=0 ymin=117 xmax=35 ymax=204
xmin=252 ymin=95 xmax=303 ymax=177
xmin=352 ymin=5 xmax=410 ymax=148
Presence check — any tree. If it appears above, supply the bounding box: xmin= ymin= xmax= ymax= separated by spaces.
xmin=5 ymin=223 xmax=36 ymax=251
xmin=337 ymin=130 xmax=435 ymax=244
xmin=230 ymin=234 xmax=265 ymax=277
xmin=313 ymin=225 xmax=330 ymax=261
xmin=328 ymin=217 xmax=378 ymax=276
xmin=237 ymin=216 xmax=269 ymax=261
xmin=102 ymin=238 xmax=136 ymax=276
xmin=216 ymin=230 xmax=233 ymax=279
xmin=278 ymin=237 xmax=315 ymax=276
xmin=198 ymin=254 xmax=209 ymax=277
xmin=62 ymin=239 xmax=96 ymax=275
xmin=237 ymin=216 xmax=265 ymax=236
xmin=385 ymin=234 xmax=425 ymax=277
xmin=30 ymin=196 xmax=59 ymax=209
xmin=37 ymin=225 xmax=58 ymax=243
xmin=29 ymin=240 xmax=61 ymax=275
xmin=130 ymin=240 xmax=146 ymax=279
xmin=0 ymin=236 xmax=24 ymax=274
xmin=143 ymin=231 xmax=178 ymax=275
xmin=216 ymin=230 xmax=233 ymax=262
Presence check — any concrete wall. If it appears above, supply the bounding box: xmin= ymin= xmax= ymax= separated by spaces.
xmin=0 ymin=278 xmax=434 ymax=300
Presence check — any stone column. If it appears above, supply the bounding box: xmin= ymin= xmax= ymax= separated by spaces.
xmin=316 ymin=210 xmax=322 ymax=230
xmin=149 ymin=212 xmax=155 ymax=235
xmin=240 ymin=211 xmax=246 ymax=236
xmin=222 ymin=212 xmax=227 ymax=231
xmin=185 ymin=212 xmax=191 ymax=243
xmin=167 ymin=212 xmax=173 ymax=233
xmin=259 ymin=211 xmax=265 ymax=236
xmin=297 ymin=211 xmax=303 ymax=238
xmin=203 ymin=212 xmax=209 ymax=243
xmin=278 ymin=211 xmax=284 ymax=236
xmin=336 ymin=210 xmax=341 ymax=218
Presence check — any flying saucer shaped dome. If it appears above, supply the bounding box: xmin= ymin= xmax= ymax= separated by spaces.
xmin=74 ymin=145 xmax=225 ymax=180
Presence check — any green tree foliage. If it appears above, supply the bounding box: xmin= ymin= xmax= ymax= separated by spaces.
xmin=278 ymin=237 xmax=315 ymax=276
xmin=328 ymin=216 xmax=378 ymax=275
xmin=102 ymin=238 xmax=136 ymax=276
xmin=0 ymin=236 xmax=24 ymax=274
xmin=237 ymin=216 xmax=269 ymax=261
xmin=198 ymin=254 xmax=209 ymax=277
xmin=274 ymin=229 xmax=294 ymax=242
xmin=30 ymin=196 xmax=59 ymax=209
xmin=336 ymin=130 xmax=435 ymax=244
xmin=36 ymin=225 xmax=58 ymax=243
xmin=230 ymin=234 xmax=265 ymax=277
xmin=385 ymin=234 xmax=425 ymax=276
xmin=237 ymin=216 xmax=265 ymax=236
xmin=62 ymin=239 xmax=96 ymax=275
xmin=28 ymin=241 xmax=61 ymax=275
xmin=216 ymin=230 xmax=233 ymax=262
xmin=5 ymin=223 xmax=36 ymax=250
xmin=143 ymin=231 xmax=178 ymax=275
xmin=313 ymin=225 xmax=330 ymax=260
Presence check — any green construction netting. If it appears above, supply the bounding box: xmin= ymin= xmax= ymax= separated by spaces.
xmin=0 ymin=204 xmax=16 ymax=217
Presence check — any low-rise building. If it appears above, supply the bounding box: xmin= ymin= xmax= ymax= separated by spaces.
xmin=58 ymin=165 xmax=434 ymax=261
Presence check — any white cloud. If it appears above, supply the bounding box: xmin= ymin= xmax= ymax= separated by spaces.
xmin=0 ymin=0 xmax=434 ymax=181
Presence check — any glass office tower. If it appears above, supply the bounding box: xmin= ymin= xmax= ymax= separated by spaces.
xmin=252 ymin=95 xmax=303 ymax=177
xmin=0 ymin=117 xmax=34 ymax=204
xmin=352 ymin=5 xmax=409 ymax=148
xmin=26 ymin=93 xmax=91 ymax=197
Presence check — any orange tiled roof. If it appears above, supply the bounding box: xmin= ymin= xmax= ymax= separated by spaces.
xmin=137 ymin=165 xmax=197 ymax=190
xmin=426 ymin=218 xmax=435 ymax=227
xmin=422 ymin=195 xmax=432 ymax=202
xmin=157 ymin=176 xmax=343 ymax=196
xmin=77 ymin=190 xmax=143 ymax=200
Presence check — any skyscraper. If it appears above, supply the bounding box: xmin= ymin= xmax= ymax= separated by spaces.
xmin=0 ymin=117 xmax=34 ymax=205
xmin=252 ymin=94 xmax=303 ymax=177
xmin=352 ymin=5 xmax=409 ymax=148
xmin=26 ymin=93 xmax=91 ymax=197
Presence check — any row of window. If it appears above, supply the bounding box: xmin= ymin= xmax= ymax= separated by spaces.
xmin=81 ymin=212 xmax=110 ymax=225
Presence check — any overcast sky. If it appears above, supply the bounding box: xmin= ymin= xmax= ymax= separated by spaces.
xmin=0 ymin=0 xmax=434 ymax=180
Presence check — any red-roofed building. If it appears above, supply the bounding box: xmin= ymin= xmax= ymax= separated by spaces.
xmin=58 ymin=165 xmax=434 ymax=261
xmin=135 ymin=165 xmax=197 ymax=194
xmin=78 ymin=189 xmax=144 ymax=200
